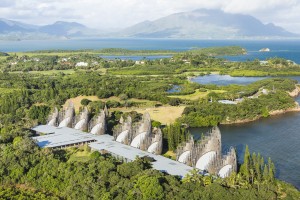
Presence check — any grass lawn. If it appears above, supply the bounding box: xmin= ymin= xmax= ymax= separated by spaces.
xmin=111 ymin=106 xmax=186 ymax=125
xmin=29 ymin=69 xmax=76 ymax=75
xmin=64 ymin=95 xmax=182 ymax=124
xmin=64 ymin=95 xmax=160 ymax=112
xmin=67 ymin=147 xmax=92 ymax=163
xmin=9 ymin=69 xmax=76 ymax=75
xmin=168 ymin=89 xmax=226 ymax=100
xmin=163 ymin=151 xmax=177 ymax=160
xmin=64 ymin=95 xmax=101 ymax=111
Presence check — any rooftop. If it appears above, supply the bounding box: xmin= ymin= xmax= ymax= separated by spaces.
xmin=32 ymin=125 xmax=193 ymax=178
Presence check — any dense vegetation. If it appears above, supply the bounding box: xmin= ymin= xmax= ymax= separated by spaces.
xmin=179 ymin=78 xmax=297 ymax=127
xmin=27 ymin=48 xmax=176 ymax=55
xmin=1 ymin=47 xmax=299 ymax=76
xmin=0 ymin=133 xmax=299 ymax=199
xmin=0 ymin=47 xmax=300 ymax=198
xmin=188 ymin=46 xmax=247 ymax=56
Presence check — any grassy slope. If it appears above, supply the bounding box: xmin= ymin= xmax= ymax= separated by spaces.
xmin=168 ymin=89 xmax=226 ymax=100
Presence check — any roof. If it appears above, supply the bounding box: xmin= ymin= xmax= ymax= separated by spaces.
xmin=32 ymin=125 xmax=96 ymax=148
xmin=32 ymin=125 xmax=193 ymax=178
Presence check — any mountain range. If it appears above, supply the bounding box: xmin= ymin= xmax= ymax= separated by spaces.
xmin=115 ymin=9 xmax=298 ymax=39
xmin=0 ymin=9 xmax=298 ymax=40
xmin=0 ymin=19 xmax=98 ymax=40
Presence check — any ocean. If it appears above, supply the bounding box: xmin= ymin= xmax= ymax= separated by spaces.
xmin=1 ymin=38 xmax=300 ymax=63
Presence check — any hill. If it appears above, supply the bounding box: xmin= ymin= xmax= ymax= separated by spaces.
xmin=0 ymin=19 xmax=97 ymax=40
xmin=115 ymin=9 xmax=298 ymax=39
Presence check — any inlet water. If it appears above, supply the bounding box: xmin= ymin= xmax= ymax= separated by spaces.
xmin=190 ymin=78 xmax=300 ymax=189
xmin=191 ymin=74 xmax=300 ymax=86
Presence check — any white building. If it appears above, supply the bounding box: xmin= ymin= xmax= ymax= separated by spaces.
xmin=75 ymin=62 xmax=89 ymax=67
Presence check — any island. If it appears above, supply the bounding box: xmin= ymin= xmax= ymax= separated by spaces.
xmin=259 ymin=48 xmax=271 ymax=52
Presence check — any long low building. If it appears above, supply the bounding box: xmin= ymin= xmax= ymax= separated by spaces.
xmin=32 ymin=125 xmax=193 ymax=178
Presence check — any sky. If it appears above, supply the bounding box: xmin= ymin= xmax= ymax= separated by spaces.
xmin=1 ymin=0 xmax=300 ymax=33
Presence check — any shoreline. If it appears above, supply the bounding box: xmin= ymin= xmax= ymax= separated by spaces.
xmin=220 ymin=105 xmax=300 ymax=125
xmin=221 ymin=85 xmax=300 ymax=125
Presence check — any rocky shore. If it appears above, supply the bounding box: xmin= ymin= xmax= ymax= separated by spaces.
xmin=288 ymin=85 xmax=300 ymax=97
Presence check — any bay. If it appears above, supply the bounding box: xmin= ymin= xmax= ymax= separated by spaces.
xmin=2 ymin=38 xmax=300 ymax=63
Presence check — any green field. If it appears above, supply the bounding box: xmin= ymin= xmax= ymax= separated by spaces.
xmin=67 ymin=146 xmax=92 ymax=163
xmin=168 ymin=89 xmax=226 ymax=100
xmin=10 ymin=69 xmax=106 ymax=75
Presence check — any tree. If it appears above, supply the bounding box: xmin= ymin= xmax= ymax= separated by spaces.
xmin=168 ymin=98 xmax=181 ymax=106
xmin=240 ymin=145 xmax=251 ymax=182
xmin=263 ymin=164 xmax=269 ymax=181
xmin=183 ymin=169 xmax=204 ymax=185
xmin=80 ymin=98 xmax=91 ymax=106
xmin=119 ymin=93 xmax=128 ymax=100
xmin=133 ymin=175 xmax=164 ymax=200
xmin=268 ymin=157 xmax=275 ymax=182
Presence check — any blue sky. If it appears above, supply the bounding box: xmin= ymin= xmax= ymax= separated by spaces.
xmin=1 ymin=0 xmax=299 ymax=33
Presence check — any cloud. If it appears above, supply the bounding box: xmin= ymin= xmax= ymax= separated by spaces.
xmin=0 ymin=0 xmax=16 ymax=8
xmin=1 ymin=0 xmax=300 ymax=33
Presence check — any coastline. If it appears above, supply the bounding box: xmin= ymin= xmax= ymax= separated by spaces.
xmin=221 ymin=85 xmax=300 ymax=125
xmin=221 ymin=105 xmax=300 ymax=125
xmin=288 ymin=85 xmax=300 ymax=97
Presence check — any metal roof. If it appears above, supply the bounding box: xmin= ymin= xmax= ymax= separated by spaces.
xmin=32 ymin=125 xmax=193 ymax=177
xmin=32 ymin=125 xmax=96 ymax=148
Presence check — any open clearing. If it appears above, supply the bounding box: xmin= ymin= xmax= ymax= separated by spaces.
xmin=67 ymin=147 xmax=91 ymax=163
xmin=64 ymin=95 xmax=160 ymax=112
xmin=64 ymin=96 xmax=101 ymax=111
xmin=111 ymin=106 xmax=186 ymax=125
xmin=168 ymin=89 xmax=226 ymax=100
xmin=64 ymin=95 xmax=184 ymax=124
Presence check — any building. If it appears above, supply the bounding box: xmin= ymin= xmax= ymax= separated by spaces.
xmin=176 ymin=127 xmax=237 ymax=178
xmin=113 ymin=113 xmax=163 ymax=155
xmin=35 ymin=106 xmax=235 ymax=179
xmin=32 ymin=125 xmax=193 ymax=178
xmin=75 ymin=62 xmax=89 ymax=67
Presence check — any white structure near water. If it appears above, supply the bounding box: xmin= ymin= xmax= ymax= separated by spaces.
xmin=36 ymin=104 xmax=236 ymax=178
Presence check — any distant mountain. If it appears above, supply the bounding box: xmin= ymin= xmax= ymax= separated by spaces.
xmin=1 ymin=9 xmax=298 ymax=40
xmin=39 ymin=21 xmax=89 ymax=37
xmin=0 ymin=19 xmax=98 ymax=40
xmin=115 ymin=9 xmax=298 ymax=39
xmin=0 ymin=19 xmax=38 ymax=33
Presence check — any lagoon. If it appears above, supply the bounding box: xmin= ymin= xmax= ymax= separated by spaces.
xmin=191 ymin=74 xmax=300 ymax=86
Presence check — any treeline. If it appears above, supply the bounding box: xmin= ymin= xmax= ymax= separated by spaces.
xmin=27 ymin=48 xmax=176 ymax=55
xmin=0 ymin=72 xmax=180 ymax=107
xmin=188 ymin=46 xmax=247 ymax=56
xmin=0 ymin=136 xmax=299 ymax=199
